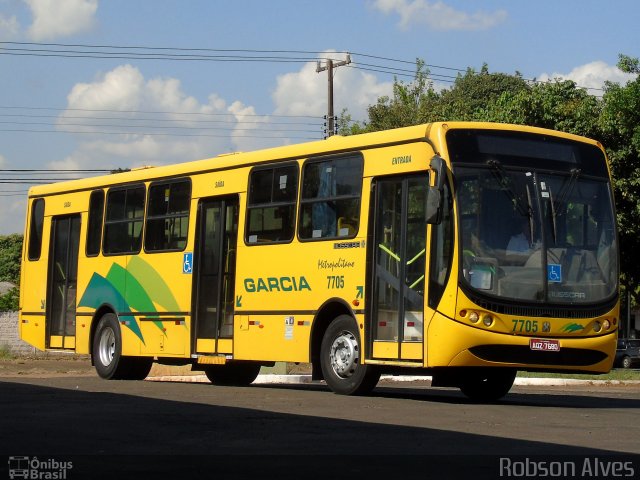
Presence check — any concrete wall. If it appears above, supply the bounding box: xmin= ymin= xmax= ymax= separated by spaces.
xmin=0 ymin=311 xmax=36 ymax=355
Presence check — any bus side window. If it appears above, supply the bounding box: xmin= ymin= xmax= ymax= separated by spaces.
xmin=28 ymin=198 xmax=45 ymax=261
xmin=245 ymin=163 xmax=298 ymax=244
xmin=145 ymin=179 xmax=191 ymax=252
xmin=299 ymin=155 xmax=363 ymax=240
xmin=103 ymin=185 xmax=145 ymax=255
xmin=86 ymin=190 xmax=104 ymax=257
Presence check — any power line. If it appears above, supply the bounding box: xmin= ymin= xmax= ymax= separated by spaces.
xmin=0 ymin=42 xmax=346 ymax=63
xmin=0 ymin=107 xmax=325 ymax=138
xmin=0 ymin=128 xmax=320 ymax=140
xmin=350 ymin=51 xmax=467 ymax=73
xmin=354 ymin=61 xmax=459 ymax=80
xmin=1 ymin=41 xmax=605 ymax=91
xmin=0 ymin=105 xmax=323 ymax=120
xmin=0 ymin=113 xmax=323 ymax=127
xmin=1 ymin=41 xmax=606 ymax=127
xmin=1 ymin=41 xmax=343 ymax=56
xmin=0 ymin=180 xmax=82 ymax=184
xmin=348 ymin=64 xmax=457 ymax=83
xmin=0 ymin=120 xmax=321 ymax=134
xmin=0 ymin=168 xmax=111 ymax=174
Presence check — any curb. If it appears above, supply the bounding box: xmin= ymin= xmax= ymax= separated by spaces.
xmin=146 ymin=374 xmax=640 ymax=387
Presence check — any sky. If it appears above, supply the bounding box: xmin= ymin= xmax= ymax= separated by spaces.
xmin=0 ymin=0 xmax=638 ymax=234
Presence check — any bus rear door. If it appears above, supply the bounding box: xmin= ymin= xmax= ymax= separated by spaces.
xmin=46 ymin=214 xmax=81 ymax=350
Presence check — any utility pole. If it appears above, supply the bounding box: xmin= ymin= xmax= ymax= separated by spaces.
xmin=316 ymin=54 xmax=351 ymax=137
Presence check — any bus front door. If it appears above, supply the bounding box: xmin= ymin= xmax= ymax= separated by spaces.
xmin=192 ymin=196 xmax=239 ymax=355
xmin=370 ymin=175 xmax=428 ymax=361
xmin=46 ymin=214 xmax=81 ymax=350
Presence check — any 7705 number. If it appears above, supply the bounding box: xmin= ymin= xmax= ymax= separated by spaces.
xmin=327 ymin=275 xmax=344 ymax=289
xmin=512 ymin=319 xmax=538 ymax=333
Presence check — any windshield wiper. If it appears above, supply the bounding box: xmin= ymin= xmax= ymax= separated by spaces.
xmin=553 ymin=168 xmax=581 ymax=215
xmin=487 ymin=159 xmax=533 ymax=219
xmin=525 ymin=183 xmax=534 ymax=246
xmin=548 ymin=187 xmax=558 ymax=243
xmin=548 ymin=168 xmax=581 ymax=244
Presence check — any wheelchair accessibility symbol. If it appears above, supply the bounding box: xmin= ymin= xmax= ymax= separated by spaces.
xmin=183 ymin=252 xmax=193 ymax=274
xmin=547 ymin=264 xmax=562 ymax=283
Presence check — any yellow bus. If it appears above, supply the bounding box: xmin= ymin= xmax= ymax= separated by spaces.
xmin=19 ymin=122 xmax=619 ymax=400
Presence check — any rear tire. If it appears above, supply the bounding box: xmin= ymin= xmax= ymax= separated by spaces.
xmin=622 ymin=355 xmax=632 ymax=369
xmin=124 ymin=357 xmax=153 ymax=380
xmin=204 ymin=362 xmax=261 ymax=386
xmin=92 ymin=313 xmax=153 ymax=380
xmin=320 ymin=315 xmax=380 ymax=395
xmin=459 ymin=368 xmax=516 ymax=402
xmin=93 ymin=313 xmax=122 ymax=379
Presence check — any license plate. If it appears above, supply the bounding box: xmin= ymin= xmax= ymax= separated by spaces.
xmin=529 ymin=338 xmax=560 ymax=352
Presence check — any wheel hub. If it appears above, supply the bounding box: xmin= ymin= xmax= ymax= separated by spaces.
xmin=98 ymin=327 xmax=115 ymax=367
xmin=329 ymin=331 xmax=359 ymax=378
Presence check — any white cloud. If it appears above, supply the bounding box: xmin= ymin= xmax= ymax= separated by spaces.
xmin=0 ymin=13 xmax=19 ymax=38
xmin=272 ymin=52 xmax=393 ymax=123
xmin=0 ymin=153 xmax=28 ymax=234
xmin=56 ymin=64 xmax=306 ymax=172
xmin=67 ymin=64 xmax=144 ymax=112
xmin=0 ymin=197 xmax=27 ymax=235
xmin=53 ymin=54 xmax=394 ymax=184
xmin=372 ymin=0 xmax=507 ymax=31
xmin=25 ymin=0 xmax=98 ymax=40
xmin=538 ymin=61 xmax=636 ymax=92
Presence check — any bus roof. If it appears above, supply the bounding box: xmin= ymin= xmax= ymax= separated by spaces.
xmin=27 ymin=122 xmax=601 ymax=198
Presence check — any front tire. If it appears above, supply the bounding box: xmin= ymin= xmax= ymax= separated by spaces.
xmin=320 ymin=315 xmax=380 ymax=395
xmin=622 ymin=355 xmax=632 ymax=369
xmin=459 ymin=368 xmax=516 ymax=402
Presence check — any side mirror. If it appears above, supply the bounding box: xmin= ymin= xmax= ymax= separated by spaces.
xmin=425 ymin=186 xmax=442 ymax=224
xmin=425 ymin=155 xmax=447 ymax=225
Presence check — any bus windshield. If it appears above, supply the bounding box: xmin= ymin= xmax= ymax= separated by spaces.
xmin=448 ymin=130 xmax=618 ymax=305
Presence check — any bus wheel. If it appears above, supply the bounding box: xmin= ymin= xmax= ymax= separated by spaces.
xmin=622 ymin=356 xmax=632 ymax=369
xmin=459 ymin=368 xmax=516 ymax=402
xmin=204 ymin=362 xmax=261 ymax=386
xmin=92 ymin=313 xmax=153 ymax=380
xmin=124 ymin=357 xmax=153 ymax=380
xmin=93 ymin=313 xmax=124 ymax=379
xmin=320 ymin=315 xmax=380 ymax=395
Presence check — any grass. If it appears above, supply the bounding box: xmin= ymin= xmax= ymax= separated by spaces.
xmin=0 ymin=345 xmax=15 ymax=360
xmin=517 ymin=369 xmax=640 ymax=381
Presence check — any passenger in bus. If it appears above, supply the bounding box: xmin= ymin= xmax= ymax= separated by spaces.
xmin=507 ymin=219 xmax=532 ymax=254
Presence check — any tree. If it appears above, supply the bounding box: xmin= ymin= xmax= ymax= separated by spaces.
xmin=0 ymin=287 xmax=18 ymax=312
xmin=599 ymin=55 xmax=640 ymax=302
xmin=0 ymin=234 xmax=23 ymax=285
xmin=346 ymin=59 xmax=437 ymax=133
xmin=488 ymin=79 xmax=601 ymax=138
xmin=430 ymin=64 xmax=529 ymax=122
xmin=0 ymin=234 xmax=22 ymax=312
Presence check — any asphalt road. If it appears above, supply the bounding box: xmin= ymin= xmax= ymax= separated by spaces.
xmin=1 ymin=372 xmax=639 ymax=479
